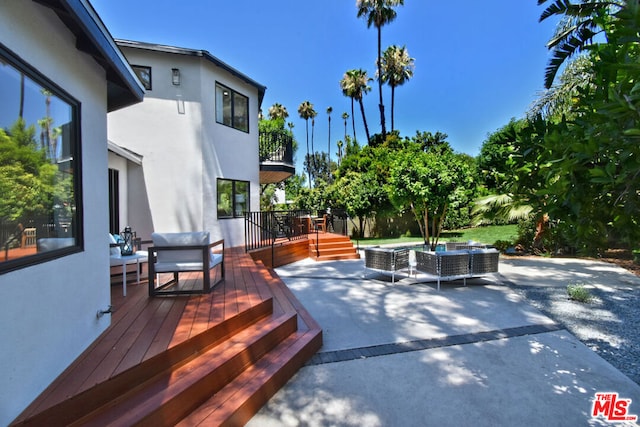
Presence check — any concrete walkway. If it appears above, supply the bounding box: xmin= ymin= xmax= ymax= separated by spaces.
xmin=247 ymin=256 xmax=640 ymax=427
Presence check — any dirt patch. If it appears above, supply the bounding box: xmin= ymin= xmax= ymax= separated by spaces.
xmin=593 ymin=249 xmax=640 ymax=277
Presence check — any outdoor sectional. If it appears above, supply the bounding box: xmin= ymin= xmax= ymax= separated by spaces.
xmin=364 ymin=247 xmax=410 ymax=283
xmin=415 ymin=248 xmax=500 ymax=290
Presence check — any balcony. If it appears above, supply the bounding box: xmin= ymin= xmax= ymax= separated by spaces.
xmin=259 ymin=131 xmax=295 ymax=184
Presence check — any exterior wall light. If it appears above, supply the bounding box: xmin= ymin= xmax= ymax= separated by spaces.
xmin=172 ymin=68 xmax=180 ymax=86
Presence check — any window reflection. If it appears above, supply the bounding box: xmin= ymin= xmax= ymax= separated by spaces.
xmin=215 ymin=82 xmax=249 ymax=132
xmin=1 ymin=47 xmax=80 ymax=271
xmin=217 ymin=178 xmax=249 ymax=218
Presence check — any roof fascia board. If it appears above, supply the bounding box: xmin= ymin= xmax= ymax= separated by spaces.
xmin=116 ymin=39 xmax=266 ymax=107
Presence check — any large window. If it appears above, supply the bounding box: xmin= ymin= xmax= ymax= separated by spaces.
xmin=0 ymin=44 xmax=82 ymax=273
xmin=215 ymin=83 xmax=249 ymax=133
xmin=217 ymin=179 xmax=249 ymax=218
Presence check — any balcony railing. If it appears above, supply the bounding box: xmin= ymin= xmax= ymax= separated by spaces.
xmin=259 ymin=132 xmax=293 ymax=164
xmin=259 ymin=131 xmax=295 ymax=184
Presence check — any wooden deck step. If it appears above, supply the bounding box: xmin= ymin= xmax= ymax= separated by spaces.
xmin=74 ymin=313 xmax=298 ymax=426
xmin=177 ymin=328 xmax=322 ymax=426
xmin=14 ymin=298 xmax=275 ymax=427
xmin=12 ymin=248 xmax=324 ymax=427
xmin=309 ymin=234 xmax=360 ymax=261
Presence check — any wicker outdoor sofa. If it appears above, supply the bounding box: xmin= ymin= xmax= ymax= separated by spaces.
xmin=364 ymin=247 xmax=410 ymax=283
xmin=415 ymin=248 xmax=500 ymax=290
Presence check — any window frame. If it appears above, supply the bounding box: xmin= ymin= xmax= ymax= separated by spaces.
xmin=215 ymin=82 xmax=249 ymax=133
xmin=217 ymin=178 xmax=249 ymax=219
xmin=131 ymin=65 xmax=152 ymax=91
xmin=0 ymin=43 xmax=84 ymax=274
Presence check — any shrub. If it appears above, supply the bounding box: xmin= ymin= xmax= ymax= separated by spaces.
xmin=566 ymin=283 xmax=593 ymax=303
xmin=493 ymin=240 xmax=513 ymax=252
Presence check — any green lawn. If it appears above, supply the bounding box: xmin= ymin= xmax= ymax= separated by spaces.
xmin=358 ymin=224 xmax=518 ymax=246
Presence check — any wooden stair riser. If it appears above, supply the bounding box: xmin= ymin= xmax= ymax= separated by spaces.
xmin=13 ymin=299 xmax=275 ymax=427
xmin=178 ymin=328 xmax=323 ymax=426
xmin=76 ymin=313 xmax=299 ymax=427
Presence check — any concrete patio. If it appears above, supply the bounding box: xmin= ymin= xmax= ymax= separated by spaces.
xmin=247 ymin=255 xmax=640 ymax=427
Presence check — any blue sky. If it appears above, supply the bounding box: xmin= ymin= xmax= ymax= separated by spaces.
xmin=92 ymin=0 xmax=558 ymax=166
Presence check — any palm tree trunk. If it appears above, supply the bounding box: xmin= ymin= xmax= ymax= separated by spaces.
xmin=351 ymin=99 xmax=357 ymax=143
xmin=327 ymin=116 xmax=331 ymax=165
xmin=377 ymin=26 xmax=386 ymax=137
xmin=391 ymin=85 xmax=395 ymax=132
xmin=358 ymin=98 xmax=371 ymax=145
xmin=305 ymin=120 xmax=311 ymax=188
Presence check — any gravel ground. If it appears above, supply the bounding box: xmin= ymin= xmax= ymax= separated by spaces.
xmin=503 ymin=271 xmax=640 ymax=386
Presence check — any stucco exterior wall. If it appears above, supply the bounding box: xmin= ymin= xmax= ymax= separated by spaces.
xmin=108 ymin=47 xmax=261 ymax=248
xmin=0 ymin=2 xmax=112 ymax=424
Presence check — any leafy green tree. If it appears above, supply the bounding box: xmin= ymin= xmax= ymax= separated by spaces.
xmin=380 ymin=45 xmax=414 ymax=131
xmin=356 ymin=0 xmax=404 ymax=137
xmin=333 ymin=170 xmax=388 ymax=238
xmin=388 ymin=142 xmax=474 ymax=249
xmin=0 ymin=119 xmax=57 ymax=221
xmin=340 ymin=69 xmax=372 ymax=144
xmin=533 ymin=0 xmax=640 ymax=252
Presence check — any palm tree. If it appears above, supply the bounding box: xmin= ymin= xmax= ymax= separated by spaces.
xmin=337 ymin=140 xmax=344 ymax=166
xmin=357 ymin=0 xmax=404 ymax=137
xmin=298 ymin=100 xmax=316 ymax=188
xmin=326 ymin=106 xmax=333 ymax=164
xmin=380 ymin=45 xmax=414 ymax=132
xmin=340 ymin=69 xmax=372 ymax=144
xmin=268 ymin=103 xmax=289 ymax=120
xmin=310 ymin=109 xmax=318 ymax=181
xmin=538 ymin=0 xmax=625 ymax=89
xmin=341 ymin=112 xmax=349 ymax=142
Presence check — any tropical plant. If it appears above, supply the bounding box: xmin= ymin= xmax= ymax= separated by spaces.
xmin=538 ymin=0 xmax=625 ymax=88
xmin=268 ymin=103 xmax=289 ymax=120
xmin=356 ymin=0 xmax=405 ymax=137
xmin=341 ymin=112 xmax=349 ymax=142
xmin=298 ymin=100 xmax=316 ymax=188
xmin=340 ymin=69 xmax=372 ymax=144
xmin=379 ymin=45 xmax=414 ymax=131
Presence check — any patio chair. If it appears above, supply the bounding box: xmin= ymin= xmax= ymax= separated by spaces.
xmin=364 ymin=247 xmax=410 ymax=283
xmin=470 ymin=248 xmax=500 ymax=276
xmin=148 ymin=231 xmax=224 ymax=296
xmin=109 ymin=233 xmax=148 ymax=297
xmin=313 ymin=215 xmax=327 ymax=233
xmin=415 ymin=250 xmax=470 ymax=290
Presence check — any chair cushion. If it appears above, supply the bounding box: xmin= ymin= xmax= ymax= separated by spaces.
xmin=109 ymin=233 xmax=121 ymax=256
xmin=152 ymin=231 xmax=210 ymax=265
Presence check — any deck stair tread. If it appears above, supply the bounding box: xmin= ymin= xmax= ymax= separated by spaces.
xmin=177 ymin=328 xmax=322 ymax=426
xmin=74 ymin=313 xmax=298 ymax=427
xmin=11 ymin=247 xmax=323 ymax=427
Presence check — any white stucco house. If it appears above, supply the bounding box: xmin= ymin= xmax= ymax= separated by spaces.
xmin=107 ymin=40 xmax=268 ymax=248
xmin=0 ymin=1 xmax=144 ymax=425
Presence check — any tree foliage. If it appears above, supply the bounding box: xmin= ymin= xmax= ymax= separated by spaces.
xmin=0 ymin=119 xmax=58 ymax=221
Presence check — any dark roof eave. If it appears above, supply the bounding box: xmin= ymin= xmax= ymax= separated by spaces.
xmin=115 ymin=39 xmax=267 ymax=108
xmin=33 ymin=0 xmax=144 ymax=111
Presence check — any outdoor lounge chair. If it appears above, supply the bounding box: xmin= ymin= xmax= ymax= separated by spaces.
xmin=148 ymin=231 xmax=224 ymax=296
xmin=415 ymin=250 xmax=470 ymax=290
xmin=364 ymin=247 xmax=410 ymax=283
xmin=470 ymin=248 xmax=500 ymax=276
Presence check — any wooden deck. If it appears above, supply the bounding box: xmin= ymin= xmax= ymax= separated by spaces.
xmin=12 ymin=246 xmax=323 ymax=426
